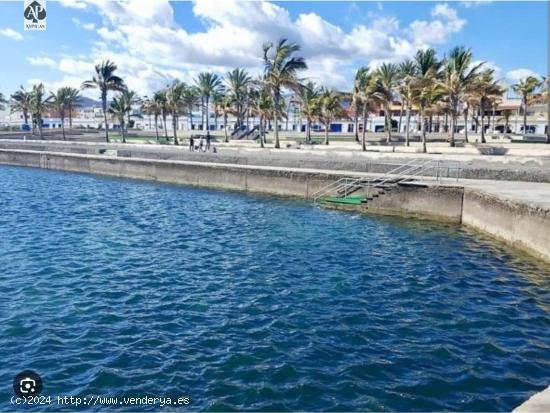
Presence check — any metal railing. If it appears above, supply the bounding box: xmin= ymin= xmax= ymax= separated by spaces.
xmin=312 ymin=159 xmax=462 ymax=203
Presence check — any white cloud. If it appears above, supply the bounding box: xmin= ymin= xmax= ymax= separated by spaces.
xmin=27 ymin=56 xmax=57 ymax=68
xmin=72 ymin=18 xmax=95 ymax=31
xmin=59 ymin=0 xmax=88 ymax=9
xmin=0 ymin=28 xmax=23 ymax=41
xmin=461 ymin=0 xmax=493 ymax=8
xmin=409 ymin=3 xmax=466 ymax=45
xmin=432 ymin=3 xmax=459 ymax=20
xmin=58 ymin=58 xmax=95 ymax=75
xmin=506 ymin=68 xmax=542 ymax=85
xmin=51 ymin=0 xmax=468 ymax=94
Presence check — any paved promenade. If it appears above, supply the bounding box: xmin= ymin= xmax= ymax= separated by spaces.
xmin=437 ymin=178 xmax=550 ymax=210
xmin=514 ymin=386 xmax=550 ymax=412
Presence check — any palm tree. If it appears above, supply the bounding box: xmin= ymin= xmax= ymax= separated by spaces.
xmin=262 ymin=38 xmax=307 ymax=149
xmin=250 ymin=84 xmax=274 ymax=148
xmin=355 ymin=67 xmax=375 ymax=151
xmin=64 ymin=87 xmax=81 ymax=130
xmin=181 ymin=86 xmax=199 ymax=132
xmin=82 ymin=60 xmax=126 ymax=142
xmin=412 ymin=48 xmax=442 ymax=153
xmin=470 ymin=69 xmax=504 ymax=143
xmin=499 ymin=109 xmax=513 ymax=134
xmin=121 ymin=90 xmax=138 ymax=127
xmin=48 ymin=87 xmax=72 ymax=140
xmin=440 ymin=47 xmax=483 ymax=147
xmin=373 ymin=63 xmax=400 ymax=143
xmin=398 ymin=60 xmax=416 ymax=146
xmin=196 ymin=72 xmax=223 ymax=138
xmin=217 ymin=94 xmax=234 ymax=143
xmin=318 ymin=88 xmax=343 ymax=145
xmin=296 ymin=81 xmax=320 ymax=144
xmin=10 ymin=86 xmax=32 ymax=127
xmin=30 ymin=83 xmax=49 ymax=139
xmin=226 ymin=68 xmax=252 ymax=129
xmin=154 ymin=90 xmax=169 ymax=140
xmin=143 ymin=96 xmax=161 ymax=142
xmin=351 ymin=68 xmax=366 ymax=143
xmin=212 ymin=88 xmax=226 ymax=130
xmin=166 ymin=81 xmax=185 ymax=145
xmin=108 ymin=94 xmax=132 ymax=143
xmin=512 ymin=76 xmax=542 ymax=136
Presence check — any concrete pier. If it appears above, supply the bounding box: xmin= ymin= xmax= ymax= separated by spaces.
xmin=514 ymin=386 xmax=550 ymax=412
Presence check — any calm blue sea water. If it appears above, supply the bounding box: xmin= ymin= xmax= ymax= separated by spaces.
xmin=0 ymin=165 xmax=549 ymax=412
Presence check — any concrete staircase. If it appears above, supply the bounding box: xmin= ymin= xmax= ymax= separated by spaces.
xmin=312 ymin=159 xmax=453 ymax=206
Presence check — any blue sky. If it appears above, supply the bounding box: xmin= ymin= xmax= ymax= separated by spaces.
xmin=0 ymin=0 xmax=547 ymax=98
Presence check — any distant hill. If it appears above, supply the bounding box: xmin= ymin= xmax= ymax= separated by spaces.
xmin=77 ymin=96 xmax=101 ymax=108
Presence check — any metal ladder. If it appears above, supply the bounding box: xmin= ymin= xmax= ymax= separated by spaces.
xmin=312 ymin=158 xmax=458 ymax=204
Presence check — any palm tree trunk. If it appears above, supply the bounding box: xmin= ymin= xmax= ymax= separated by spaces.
xmin=479 ymin=101 xmax=486 ymax=143
xmin=464 ymin=108 xmax=469 ymax=143
xmin=121 ymin=119 xmax=126 ymax=143
xmin=421 ymin=107 xmax=427 ymax=153
xmin=306 ymin=119 xmax=311 ymax=143
xmin=386 ymin=104 xmax=391 ymax=143
xmin=362 ymin=105 xmax=367 ymax=151
xmin=61 ymin=116 xmax=66 ymax=140
xmin=154 ymin=114 xmax=159 ymax=142
xmin=324 ymin=121 xmax=329 ymax=145
xmin=398 ymin=105 xmax=403 ymax=136
xmin=102 ymin=92 xmax=109 ymax=143
xmin=405 ymin=105 xmax=411 ymax=147
xmin=38 ymin=115 xmax=43 ymax=139
xmin=173 ymin=113 xmax=179 ymax=145
xmin=523 ymin=96 xmax=527 ymax=135
xmin=205 ymin=96 xmax=211 ymax=138
xmin=259 ymin=115 xmax=264 ymax=148
xmin=224 ymin=113 xmax=229 ymax=143
xmin=200 ymin=97 xmax=204 ymax=131
xmin=163 ymin=114 xmax=168 ymax=139
xmin=274 ymin=92 xmax=280 ymax=149
xmin=450 ymin=113 xmax=456 ymax=147
xmin=354 ymin=106 xmax=359 ymax=142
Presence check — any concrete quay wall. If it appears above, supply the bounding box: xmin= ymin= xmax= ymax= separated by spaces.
xmin=1 ymin=148 xmax=549 ymax=262
xmin=2 ymin=139 xmax=550 ymax=183
xmin=462 ymin=189 xmax=550 ymax=262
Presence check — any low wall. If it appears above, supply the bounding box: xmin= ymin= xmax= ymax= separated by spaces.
xmin=0 ymin=148 xmax=346 ymax=199
xmin=1 ymin=148 xmax=550 ymax=262
xmin=2 ymin=139 xmax=550 ymax=183
xmin=462 ymin=189 xmax=550 ymax=262
xmin=363 ymin=185 xmax=464 ymax=223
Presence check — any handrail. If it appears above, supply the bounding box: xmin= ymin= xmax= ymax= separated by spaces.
xmin=312 ymin=158 xmax=462 ymax=203
xmin=311 ymin=158 xmax=423 ymax=202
